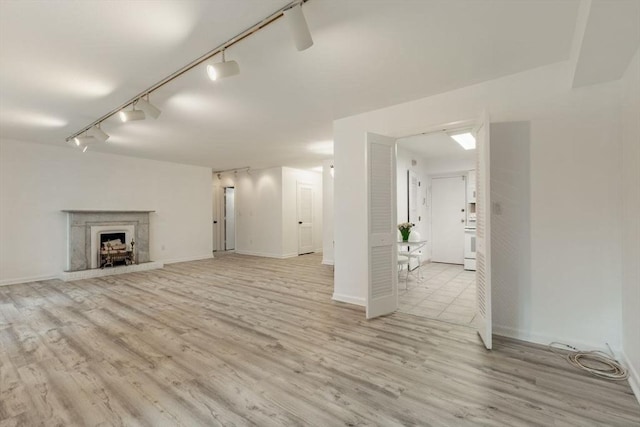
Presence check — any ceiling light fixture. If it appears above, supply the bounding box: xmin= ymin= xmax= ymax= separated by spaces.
xmin=136 ymin=95 xmax=162 ymax=119
xmin=89 ymin=124 xmax=109 ymax=142
xmin=74 ymin=135 xmax=98 ymax=146
xmin=119 ymin=107 xmax=145 ymax=122
xmin=450 ymin=132 xmax=476 ymax=150
xmin=207 ymin=50 xmax=240 ymax=81
xmin=83 ymin=145 xmax=89 ymax=153
xmin=65 ymin=0 xmax=312 ymax=145
xmin=283 ymin=2 xmax=313 ymax=51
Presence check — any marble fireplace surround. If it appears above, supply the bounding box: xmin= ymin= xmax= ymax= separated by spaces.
xmin=63 ymin=210 xmax=155 ymax=272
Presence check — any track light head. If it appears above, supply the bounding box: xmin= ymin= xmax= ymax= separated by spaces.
xmin=74 ymin=135 xmax=98 ymax=146
xmin=283 ymin=3 xmax=313 ymax=51
xmin=89 ymin=125 xmax=109 ymax=142
xmin=136 ymin=97 xmax=161 ymax=119
xmin=119 ymin=108 xmax=145 ymax=122
xmin=207 ymin=50 xmax=240 ymax=81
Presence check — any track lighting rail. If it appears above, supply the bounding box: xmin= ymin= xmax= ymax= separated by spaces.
xmin=65 ymin=0 xmax=309 ymax=143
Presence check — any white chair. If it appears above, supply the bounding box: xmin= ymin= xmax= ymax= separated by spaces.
xmin=399 ymin=231 xmax=423 ymax=281
xmin=397 ymin=254 xmax=410 ymax=289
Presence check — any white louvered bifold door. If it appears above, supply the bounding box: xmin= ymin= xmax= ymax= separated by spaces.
xmin=475 ymin=112 xmax=492 ymax=349
xmin=366 ymin=132 xmax=398 ymax=319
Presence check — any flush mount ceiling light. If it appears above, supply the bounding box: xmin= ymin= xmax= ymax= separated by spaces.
xmin=450 ymin=132 xmax=476 ymax=150
xmin=283 ymin=2 xmax=313 ymax=51
xmin=207 ymin=50 xmax=240 ymax=81
xmin=136 ymin=95 xmax=162 ymax=119
xmin=119 ymin=107 xmax=145 ymax=122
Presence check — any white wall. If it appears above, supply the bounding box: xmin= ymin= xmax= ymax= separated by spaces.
xmin=282 ymin=167 xmax=323 ymax=257
xmin=232 ymin=166 xmax=323 ymax=259
xmin=334 ymin=59 xmax=626 ymax=349
xmin=322 ymin=159 xmax=334 ymax=265
xmin=234 ymin=167 xmax=283 ymax=257
xmin=620 ymin=50 xmax=640 ymax=396
xmin=0 ymin=139 xmax=213 ymax=285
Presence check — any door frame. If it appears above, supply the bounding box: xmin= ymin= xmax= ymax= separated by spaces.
xmin=223 ymin=186 xmax=236 ymax=251
xmin=368 ymin=116 xmax=492 ymax=346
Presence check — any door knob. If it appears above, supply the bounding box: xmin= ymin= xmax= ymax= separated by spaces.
xmin=298 ymin=221 xmax=303 ymax=224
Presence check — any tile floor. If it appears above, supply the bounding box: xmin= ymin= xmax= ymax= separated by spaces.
xmin=398 ymin=262 xmax=477 ymax=326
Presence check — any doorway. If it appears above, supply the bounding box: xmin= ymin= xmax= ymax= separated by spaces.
xmin=395 ymin=131 xmax=477 ymax=328
xmin=297 ymin=182 xmax=314 ymax=255
xmin=224 ymin=187 xmax=236 ymax=251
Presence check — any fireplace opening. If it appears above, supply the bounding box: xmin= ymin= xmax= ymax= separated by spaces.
xmin=100 ymin=232 xmax=126 ymax=246
xmin=99 ymin=231 xmax=134 ymax=268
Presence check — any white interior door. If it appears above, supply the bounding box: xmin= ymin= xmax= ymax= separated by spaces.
xmin=224 ymin=187 xmax=235 ymax=250
xmin=431 ymin=176 xmax=466 ymax=264
xmin=475 ymin=111 xmax=492 ymax=350
xmin=408 ymin=171 xmax=419 ymax=224
xmin=366 ymin=132 xmax=398 ymax=319
xmin=212 ymin=184 xmax=221 ymax=251
xmin=297 ymin=182 xmax=314 ymax=255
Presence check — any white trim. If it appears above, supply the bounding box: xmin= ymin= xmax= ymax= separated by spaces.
xmin=59 ymin=261 xmax=164 ymax=282
xmin=161 ymin=253 xmax=214 ymax=264
xmin=0 ymin=274 xmax=58 ymax=287
xmin=332 ymin=292 xmax=365 ymax=306
xmin=493 ymin=324 xmax=618 ymax=352
xmin=234 ymin=250 xmax=297 ymax=259
xmin=620 ymin=350 xmax=640 ymax=406
xmin=322 ymin=258 xmax=335 ymax=266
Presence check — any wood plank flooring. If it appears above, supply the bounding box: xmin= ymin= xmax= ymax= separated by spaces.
xmin=1 ymin=253 xmax=638 ymax=426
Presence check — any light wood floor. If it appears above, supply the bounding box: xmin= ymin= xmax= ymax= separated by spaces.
xmin=1 ymin=253 xmax=638 ymax=426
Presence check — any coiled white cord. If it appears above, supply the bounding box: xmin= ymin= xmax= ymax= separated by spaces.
xmin=549 ymin=342 xmax=629 ymax=381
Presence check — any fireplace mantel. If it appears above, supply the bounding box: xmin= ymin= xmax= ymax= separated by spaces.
xmin=62 ymin=210 xmax=156 ymax=213
xmin=64 ymin=210 xmax=155 ymax=273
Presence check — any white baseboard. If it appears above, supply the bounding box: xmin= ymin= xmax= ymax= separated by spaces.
xmin=0 ymin=274 xmax=58 ymax=287
xmin=322 ymin=258 xmax=334 ymax=266
xmin=235 ymin=250 xmax=297 ymax=259
xmin=492 ymin=324 xmax=616 ymax=353
xmin=332 ymin=292 xmax=365 ymax=306
xmin=620 ymin=350 xmax=640 ymax=406
xmin=161 ymin=253 xmax=214 ymax=264
xmin=59 ymin=261 xmax=164 ymax=282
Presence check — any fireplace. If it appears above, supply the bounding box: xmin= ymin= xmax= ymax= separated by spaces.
xmin=63 ymin=210 xmax=153 ymax=271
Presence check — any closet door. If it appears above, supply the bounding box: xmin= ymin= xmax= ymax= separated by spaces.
xmin=366 ymin=132 xmax=398 ymax=319
xmin=475 ymin=112 xmax=492 ymax=350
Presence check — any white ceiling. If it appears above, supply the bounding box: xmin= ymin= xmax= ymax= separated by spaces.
xmin=397 ymin=131 xmax=476 ymax=163
xmin=0 ymin=0 xmax=581 ymax=170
